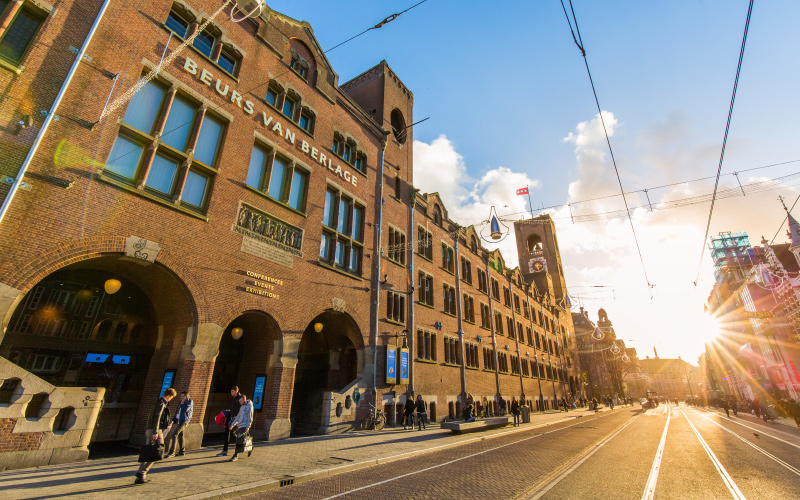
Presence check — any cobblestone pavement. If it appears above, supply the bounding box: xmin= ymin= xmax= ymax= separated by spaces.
xmin=243 ymin=408 xmax=640 ymax=500
xmin=0 ymin=407 xmax=614 ymax=499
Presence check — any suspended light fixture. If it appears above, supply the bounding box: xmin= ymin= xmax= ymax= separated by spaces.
xmin=480 ymin=206 xmax=509 ymax=243
xmin=231 ymin=327 xmax=244 ymax=340
xmin=104 ymin=279 xmax=121 ymax=295
xmin=591 ymin=327 xmax=604 ymax=341
xmin=76 ymin=288 xmax=93 ymax=303
xmin=610 ymin=344 xmax=620 ymax=354
xmin=314 ymin=322 xmax=323 ymax=333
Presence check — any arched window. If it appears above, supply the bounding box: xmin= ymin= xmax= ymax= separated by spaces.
xmin=390 ymin=109 xmax=407 ymax=144
xmin=433 ymin=205 xmax=442 ymax=226
xmin=526 ymin=235 xmax=542 ymax=252
xmin=470 ymin=236 xmax=477 ymax=254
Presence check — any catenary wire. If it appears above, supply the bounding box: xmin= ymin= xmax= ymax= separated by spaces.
xmin=560 ymin=0 xmax=652 ymax=294
xmin=694 ymin=0 xmax=755 ymax=285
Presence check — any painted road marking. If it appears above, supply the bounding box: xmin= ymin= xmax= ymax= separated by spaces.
xmin=526 ymin=414 xmax=641 ymax=499
xmin=681 ymin=408 xmax=746 ymax=500
xmin=689 ymin=408 xmax=800 ymax=477
xmin=319 ymin=411 xmax=625 ymax=500
xmin=641 ymin=404 xmax=671 ymax=500
xmin=699 ymin=408 xmax=800 ymax=447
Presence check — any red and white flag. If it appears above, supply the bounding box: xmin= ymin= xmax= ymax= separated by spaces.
xmin=516 ymin=187 xmax=529 ymax=196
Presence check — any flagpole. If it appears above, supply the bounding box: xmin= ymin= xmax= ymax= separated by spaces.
xmin=527 ymin=185 xmax=534 ymax=218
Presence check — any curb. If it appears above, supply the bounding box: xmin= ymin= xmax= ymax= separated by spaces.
xmin=180 ymin=409 xmax=623 ymax=499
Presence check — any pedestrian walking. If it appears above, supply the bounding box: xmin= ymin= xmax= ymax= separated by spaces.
xmin=217 ymin=386 xmax=241 ymax=457
xmin=403 ymin=394 xmax=415 ymax=430
xmin=510 ymin=397 xmax=521 ymax=426
xmin=498 ymin=397 xmax=507 ymax=416
xmin=465 ymin=392 xmax=475 ymax=420
xmin=721 ymin=399 xmax=730 ymax=417
xmin=414 ymin=394 xmax=427 ymax=430
xmin=483 ymin=396 xmax=492 ymax=417
xmin=228 ymin=393 xmax=253 ymax=462
xmin=165 ymin=391 xmax=193 ymax=457
xmin=134 ymin=388 xmax=176 ymax=484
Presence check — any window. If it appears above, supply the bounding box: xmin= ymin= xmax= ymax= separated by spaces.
xmin=105 ymin=81 xmax=224 ymax=212
xmin=494 ymin=312 xmax=504 ymax=335
xmin=521 ymin=359 xmax=530 ymax=377
xmin=218 ymin=47 xmax=238 ymax=76
xmin=491 ymin=278 xmax=500 ymax=302
xmin=483 ymin=347 xmax=496 ymax=371
xmin=526 ymin=326 xmax=533 ymax=346
xmin=465 ymin=344 xmax=479 ymax=369
xmin=511 ymin=356 xmax=520 ymax=375
xmin=444 ymin=337 xmax=459 ymax=365
xmin=0 ymin=2 xmax=46 ymax=65
xmin=354 ymin=152 xmax=367 ymax=174
xmin=165 ymin=8 xmax=190 ymax=38
xmin=390 ymin=108 xmax=407 ymax=144
xmin=523 ymin=302 xmax=530 ymax=319
xmin=477 ymin=269 xmax=488 ymax=293
xmin=388 ymin=227 xmax=405 ymax=265
xmin=503 ymin=287 xmax=511 ymax=307
xmin=299 ymin=107 xmax=315 ymax=134
xmin=290 ymin=49 xmax=309 ymax=79
xmin=265 ymin=83 xmax=281 ymax=107
xmin=245 ymin=144 xmax=309 ymax=212
xmin=320 ymin=187 xmax=364 ymax=275
xmin=535 ymin=331 xmax=541 ymax=350
xmin=514 ymin=294 xmax=521 ymax=313
xmin=418 ymin=226 xmax=432 ymax=260
xmin=498 ymin=352 xmax=509 ymax=373
xmin=443 ymin=284 xmax=456 ymax=315
xmin=387 ymin=291 xmax=405 ymax=324
xmin=517 ymin=322 xmax=524 ymax=342
xmin=395 ymin=175 xmax=402 ymax=199
xmin=193 ymin=29 xmax=215 ymax=57
xmin=433 ymin=205 xmax=442 ymax=226
xmin=441 ymin=243 xmax=454 ymax=273
xmin=460 ymin=257 xmax=472 ymax=285
xmin=480 ymin=303 xmax=491 ymax=329
xmin=418 ymin=271 xmax=433 ymax=307
xmin=463 ymin=295 xmax=475 ymax=323
xmin=470 ymin=236 xmax=478 ymax=254
xmin=507 ymin=317 xmax=515 ymax=340
xmin=417 ymin=330 xmax=436 ymax=361
xmin=282 ymin=94 xmax=297 ymax=120
xmin=332 ymin=133 xmax=365 ymax=170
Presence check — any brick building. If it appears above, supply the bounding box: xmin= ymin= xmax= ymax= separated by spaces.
xmin=0 ymin=0 xmax=580 ymax=469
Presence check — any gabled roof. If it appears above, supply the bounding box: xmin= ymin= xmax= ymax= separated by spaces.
xmin=261 ymin=7 xmax=337 ymax=79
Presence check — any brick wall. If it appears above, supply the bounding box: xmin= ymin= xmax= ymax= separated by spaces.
xmin=0 ymin=419 xmax=42 ymax=452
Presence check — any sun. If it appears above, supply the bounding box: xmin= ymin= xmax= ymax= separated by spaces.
xmin=697 ymin=314 xmax=722 ymax=345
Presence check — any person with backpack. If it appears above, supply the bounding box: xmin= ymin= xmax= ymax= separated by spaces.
xmin=135 ymin=388 xmax=175 ymax=484
xmin=414 ymin=394 xmax=427 ymax=430
xmin=165 ymin=391 xmax=192 ymax=458
xmin=403 ymin=394 xmax=415 ymax=430
xmin=217 ymin=386 xmax=241 ymax=457
xmin=228 ymin=393 xmax=253 ymax=462
xmin=510 ymin=397 xmax=521 ymax=426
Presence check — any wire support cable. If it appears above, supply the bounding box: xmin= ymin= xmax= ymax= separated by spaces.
xmin=694 ymin=0 xmax=755 ymax=285
xmin=560 ymin=0 xmax=652 ymax=295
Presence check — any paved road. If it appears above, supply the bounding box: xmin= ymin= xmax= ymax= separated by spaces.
xmin=242 ymin=404 xmax=800 ymax=500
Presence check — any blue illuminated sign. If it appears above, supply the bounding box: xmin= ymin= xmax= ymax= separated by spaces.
xmin=85 ymin=353 xmax=109 ymax=363
xmin=399 ymin=349 xmax=409 ymax=384
xmin=253 ymin=375 xmax=266 ymax=411
xmin=386 ymin=346 xmax=397 ymax=384
xmin=112 ymin=355 xmax=130 ymax=365
xmin=160 ymin=370 xmax=176 ymax=397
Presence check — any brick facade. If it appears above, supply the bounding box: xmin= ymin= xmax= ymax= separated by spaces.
xmin=0 ymin=0 xmax=582 ymax=466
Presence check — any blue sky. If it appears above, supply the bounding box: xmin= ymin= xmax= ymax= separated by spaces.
xmin=268 ymin=0 xmax=800 ymax=362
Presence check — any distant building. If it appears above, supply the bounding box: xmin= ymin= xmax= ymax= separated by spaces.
xmin=639 ymin=352 xmax=698 ymax=399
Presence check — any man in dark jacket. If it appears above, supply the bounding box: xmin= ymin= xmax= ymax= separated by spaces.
xmin=165 ymin=391 xmax=193 ymax=457
xmin=217 ymin=386 xmax=241 ymax=457
xmin=135 ymin=388 xmax=176 ymax=484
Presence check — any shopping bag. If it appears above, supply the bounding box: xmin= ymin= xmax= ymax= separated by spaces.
xmin=215 ymin=410 xmax=229 ymax=426
xmin=138 ymin=443 xmax=164 ymax=463
xmin=235 ymin=434 xmax=253 ymax=455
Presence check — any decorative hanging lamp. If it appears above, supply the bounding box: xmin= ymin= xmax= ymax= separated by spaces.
xmin=104 ymin=279 xmax=122 ymax=295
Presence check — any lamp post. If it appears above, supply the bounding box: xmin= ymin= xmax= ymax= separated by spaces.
xmin=524 ymin=285 xmax=544 ymax=411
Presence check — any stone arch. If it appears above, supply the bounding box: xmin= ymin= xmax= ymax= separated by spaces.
xmin=0 ymin=236 xmax=209 ymax=336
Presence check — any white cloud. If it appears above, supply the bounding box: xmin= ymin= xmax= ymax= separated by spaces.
xmin=413 ymin=115 xmax=800 ymax=363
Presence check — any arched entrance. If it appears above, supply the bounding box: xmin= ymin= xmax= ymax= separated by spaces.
xmin=290 ymin=311 xmax=361 ymax=435
xmin=0 ymin=255 xmax=195 ymax=448
xmin=204 ymin=311 xmax=280 ymax=441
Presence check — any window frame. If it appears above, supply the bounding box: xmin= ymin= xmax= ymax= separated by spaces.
xmin=319 ymin=186 xmax=364 ymax=276
xmin=0 ymin=2 xmax=47 ymax=66
xmin=245 ymin=142 xmax=310 ymax=214
xmin=418 ymin=226 xmax=433 ymax=261
xmin=418 ymin=271 xmax=434 ymax=307
xmin=387 ymin=226 xmax=406 ymax=266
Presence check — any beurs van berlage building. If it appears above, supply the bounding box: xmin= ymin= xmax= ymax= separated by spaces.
xmin=0 ymin=0 xmax=580 ymax=469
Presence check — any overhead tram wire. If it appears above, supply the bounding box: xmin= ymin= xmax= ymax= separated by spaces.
xmin=694 ymin=0 xmax=755 ymax=286
xmin=559 ymin=0 xmax=653 ymax=295
xmin=489 ymin=159 xmax=800 ymax=221
xmin=96 ymin=0 xmax=431 ymax=166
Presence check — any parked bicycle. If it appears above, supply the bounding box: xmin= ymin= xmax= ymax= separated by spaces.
xmin=361 ymin=402 xmax=386 ymax=431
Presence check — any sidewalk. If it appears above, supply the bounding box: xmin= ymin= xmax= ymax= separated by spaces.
xmin=700 ymin=406 xmax=800 ymax=432
xmin=0 ymin=407 xmax=617 ymax=500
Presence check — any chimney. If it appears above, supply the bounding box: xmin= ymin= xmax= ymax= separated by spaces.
xmin=654 ymin=347 xmax=659 ymax=359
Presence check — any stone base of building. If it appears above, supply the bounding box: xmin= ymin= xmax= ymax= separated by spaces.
xmin=0 ymin=446 xmax=88 ymax=472
xmin=261 ymin=418 xmax=291 ymax=440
